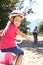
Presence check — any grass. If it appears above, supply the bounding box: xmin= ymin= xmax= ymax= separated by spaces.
xmin=38 ymin=33 xmax=43 ymax=36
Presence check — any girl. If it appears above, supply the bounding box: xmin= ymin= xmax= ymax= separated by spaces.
xmin=1 ymin=10 xmax=29 ymax=65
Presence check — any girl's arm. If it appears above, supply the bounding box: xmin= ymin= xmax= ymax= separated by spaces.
xmin=0 ymin=30 xmax=3 ymax=36
xmin=16 ymin=30 xmax=29 ymax=40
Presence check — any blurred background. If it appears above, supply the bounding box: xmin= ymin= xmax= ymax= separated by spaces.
xmin=0 ymin=0 xmax=43 ymax=36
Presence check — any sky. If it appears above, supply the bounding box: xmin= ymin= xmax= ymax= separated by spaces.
xmin=23 ymin=0 xmax=43 ymax=31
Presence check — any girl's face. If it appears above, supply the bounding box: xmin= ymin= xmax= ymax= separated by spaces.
xmin=13 ymin=15 xmax=22 ymax=26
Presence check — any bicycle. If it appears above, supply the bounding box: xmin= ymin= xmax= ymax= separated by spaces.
xmin=33 ymin=34 xmax=38 ymax=44
xmin=0 ymin=51 xmax=16 ymax=65
xmin=0 ymin=39 xmax=22 ymax=65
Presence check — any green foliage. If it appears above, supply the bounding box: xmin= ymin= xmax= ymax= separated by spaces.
xmin=38 ymin=33 xmax=43 ymax=36
xmin=0 ymin=0 xmax=19 ymax=29
xmin=0 ymin=0 xmax=35 ymax=34
xmin=38 ymin=22 xmax=43 ymax=32
xmin=19 ymin=18 xmax=30 ymax=34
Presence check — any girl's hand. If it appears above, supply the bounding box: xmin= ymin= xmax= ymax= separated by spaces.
xmin=26 ymin=37 xmax=29 ymax=40
xmin=26 ymin=37 xmax=33 ymax=41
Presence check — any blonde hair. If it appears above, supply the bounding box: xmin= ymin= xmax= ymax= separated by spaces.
xmin=2 ymin=21 xmax=11 ymax=35
xmin=10 ymin=15 xmax=22 ymax=23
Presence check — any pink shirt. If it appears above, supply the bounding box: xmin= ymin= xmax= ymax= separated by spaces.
xmin=1 ymin=22 xmax=19 ymax=49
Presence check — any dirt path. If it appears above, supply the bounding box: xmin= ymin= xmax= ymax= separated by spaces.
xmin=21 ymin=48 xmax=43 ymax=65
xmin=22 ymin=48 xmax=43 ymax=65
xmin=18 ymin=39 xmax=43 ymax=65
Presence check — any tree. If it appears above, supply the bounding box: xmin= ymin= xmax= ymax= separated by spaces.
xmin=38 ymin=22 xmax=43 ymax=33
xmin=0 ymin=0 xmax=36 ymax=34
xmin=15 ymin=0 xmax=36 ymax=33
xmin=0 ymin=0 xmax=19 ymax=30
xmin=15 ymin=0 xmax=34 ymax=14
xmin=19 ymin=18 xmax=30 ymax=34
